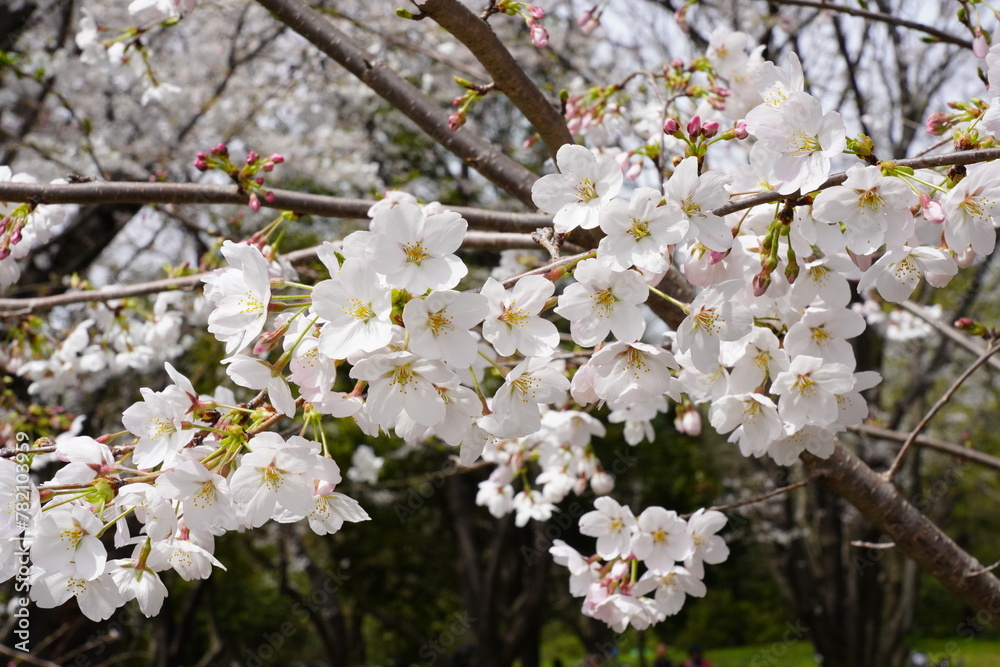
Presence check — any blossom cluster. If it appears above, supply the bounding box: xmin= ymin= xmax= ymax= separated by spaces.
xmin=551 ymin=500 xmax=728 ymax=631
xmin=5 ymin=15 xmax=1000 ymax=634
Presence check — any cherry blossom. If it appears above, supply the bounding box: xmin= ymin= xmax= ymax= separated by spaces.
xmin=531 ymin=144 xmax=623 ymax=233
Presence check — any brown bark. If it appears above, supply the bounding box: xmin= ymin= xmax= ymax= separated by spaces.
xmin=412 ymin=0 xmax=573 ymax=161
xmin=803 ymin=442 xmax=1000 ymax=625
xmin=255 ymin=0 xmax=539 ymax=208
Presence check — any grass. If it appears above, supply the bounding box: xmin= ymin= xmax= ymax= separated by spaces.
xmin=549 ymin=637 xmax=1000 ymax=667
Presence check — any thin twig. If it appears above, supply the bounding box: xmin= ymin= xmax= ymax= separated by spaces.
xmin=967 ymin=560 xmax=1000 ymax=578
xmin=766 ymin=0 xmax=971 ymax=49
xmin=682 ymin=475 xmax=817 ymax=518
xmin=851 ymin=540 xmax=895 ymax=549
xmin=849 ymin=423 xmax=1000 ymax=472
xmin=884 ymin=341 xmax=1000 ymax=481
xmin=897 ymin=300 xmax=1000 ymax=373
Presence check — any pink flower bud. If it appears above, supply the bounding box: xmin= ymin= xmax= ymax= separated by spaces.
xmin=268 ymin=153 xmax=284 ymax=164
xmin=265 ymin=191 xmax=275 ymax=202
xmin=734 ymin=120 xmax=749 ymax=139
xmin=663 ymin=118 xmax=680 ymax=134
xmin=255 ymin=176 xmax=265 ymax=185
xmin=674 ymin=407 xmax=701 ymax=436
xmin=10 ymin=228 xmax=21 ymax=246
xmin=708 ymin=249 xmax=729 ymax=264
xmin=528 ymin=4 xmax=545 ymax=20
xmin=752 ymin=271 xmax=771 ymax=297
xmin=625 ymin=161 xmax=643 ymax=180
xmin=0 ymin=247 xmax=9 ymax=261
xmin=193 ymin=159 xmax=208 ymax=171
xmin=246 ymin=151 xmax=259 ymax=164
xmin=262 ymin=161 xmax=274 ymax=172
xmin=687 ymin=115 xmax=702 ymax=137
xmin=974 ymin=28 xmax=989 ymax=58
xmin=701 ymin=120 xmax=720 ymax=138
xmin=448 ymin=112 xmax=466 ymax=132
xmin=919 ymin=194 xmax=946 ymax=223
xmin=249 ymin=194 xmax=260 ymax=211
xmin=925 ymin=112 xmax=952 ymax=135
xmin=577 ymin=7 xmax=600 ymax=34
xmin=196 ymin=152 xmax=207 ymax=160
xmin=213 ymin=143 xmax=228 ymax=157
xmin=529 ymin=21 xmax=549 ymax=48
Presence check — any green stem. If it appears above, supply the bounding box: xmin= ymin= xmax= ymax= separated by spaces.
xmin=648 ymin=286 xmax=690 ymax=313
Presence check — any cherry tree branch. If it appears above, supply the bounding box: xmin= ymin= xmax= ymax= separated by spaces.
xmin=804 ymin=442 xmax=1000 ymax=625
xmin=0 ymin=181 xmax=552 ymax=233
xmin=253 ymin=0 xmax=539 ymax=207
xmin=5 ymin=148 xmax=999 ymax=235
xmin=849 ymin=423 xmax=1000 ymax=473
xmin=714 ymin=147 xmax=1000 ymax=217
xmin=682 ymin=475 xmax=818 ymax=518
xmin=411 ymin=0 xmax=573 ymax=160
xmin=0 ymin=231 xmax=551 ymax=316
xmin=897 ymin=300 xmax=1000 ymax=373
xmin=883 ymin=340 xmax=1000 ymax=481
xmin=765 ymin=0 xmax=972 ymax=49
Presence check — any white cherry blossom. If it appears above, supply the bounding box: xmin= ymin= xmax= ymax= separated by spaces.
xmin=531 ymin=144 xmax=623 ymax=233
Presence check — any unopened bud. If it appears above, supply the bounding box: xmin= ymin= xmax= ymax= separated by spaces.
xmin=193 ymin=159 xmax=208 ymax=171
xmin=249 ymin=193 xmax=261 ymax=211
xmin=448 ymin=112 xmax=466 ymax=132
xmin=528 ymin=4 xmax=545 ymax=20
xmin=687 ymin=115 xmax=702 ymax=137
xmin=955 ymin=317 xmax=988 ymax=337
xmin=784 ymin=258 xmax=799 ymax=284
xmin=925 ymin=112 xmax=952 ymax=135
xmin=663 ymin=118 xmax=680 ymax=134
xmin=529 ymin=21 xmax=549 ymax=48
xmin=919 ymin=194 xmax=946 ymax=223
xmin=254 ymin=322 xmax=291 ymax=354
xmin=734 ymin=120 xmax=749 ymax=139
xmin=701 ymin=120 xmax=720 ymax=138
xmin=752 ymin=271 xmax=771 ymax=297
xmin=246 ymin=151 xmax=259 ymax=164
xmin=590 ymin=471 xmax=614 ymax=495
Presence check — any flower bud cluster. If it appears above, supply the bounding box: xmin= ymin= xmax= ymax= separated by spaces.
xmin=193 ymin=145 xmax=284 ymax=211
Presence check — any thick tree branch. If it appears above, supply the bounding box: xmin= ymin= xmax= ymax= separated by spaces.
xmin=6 ymin=148 xmax=1000 ymax=232
xmin=804 ymin=443 xmax=1000 ymax=625
xmin=765 ymin=0 xmax=971 ymax=49
xmin=411 ymin=0 xmax=573 ymax=160
xmin=254 ymin=0 xmax=538 ymax=207
xmin=0 ymin=181 xmax=551 ymax=233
